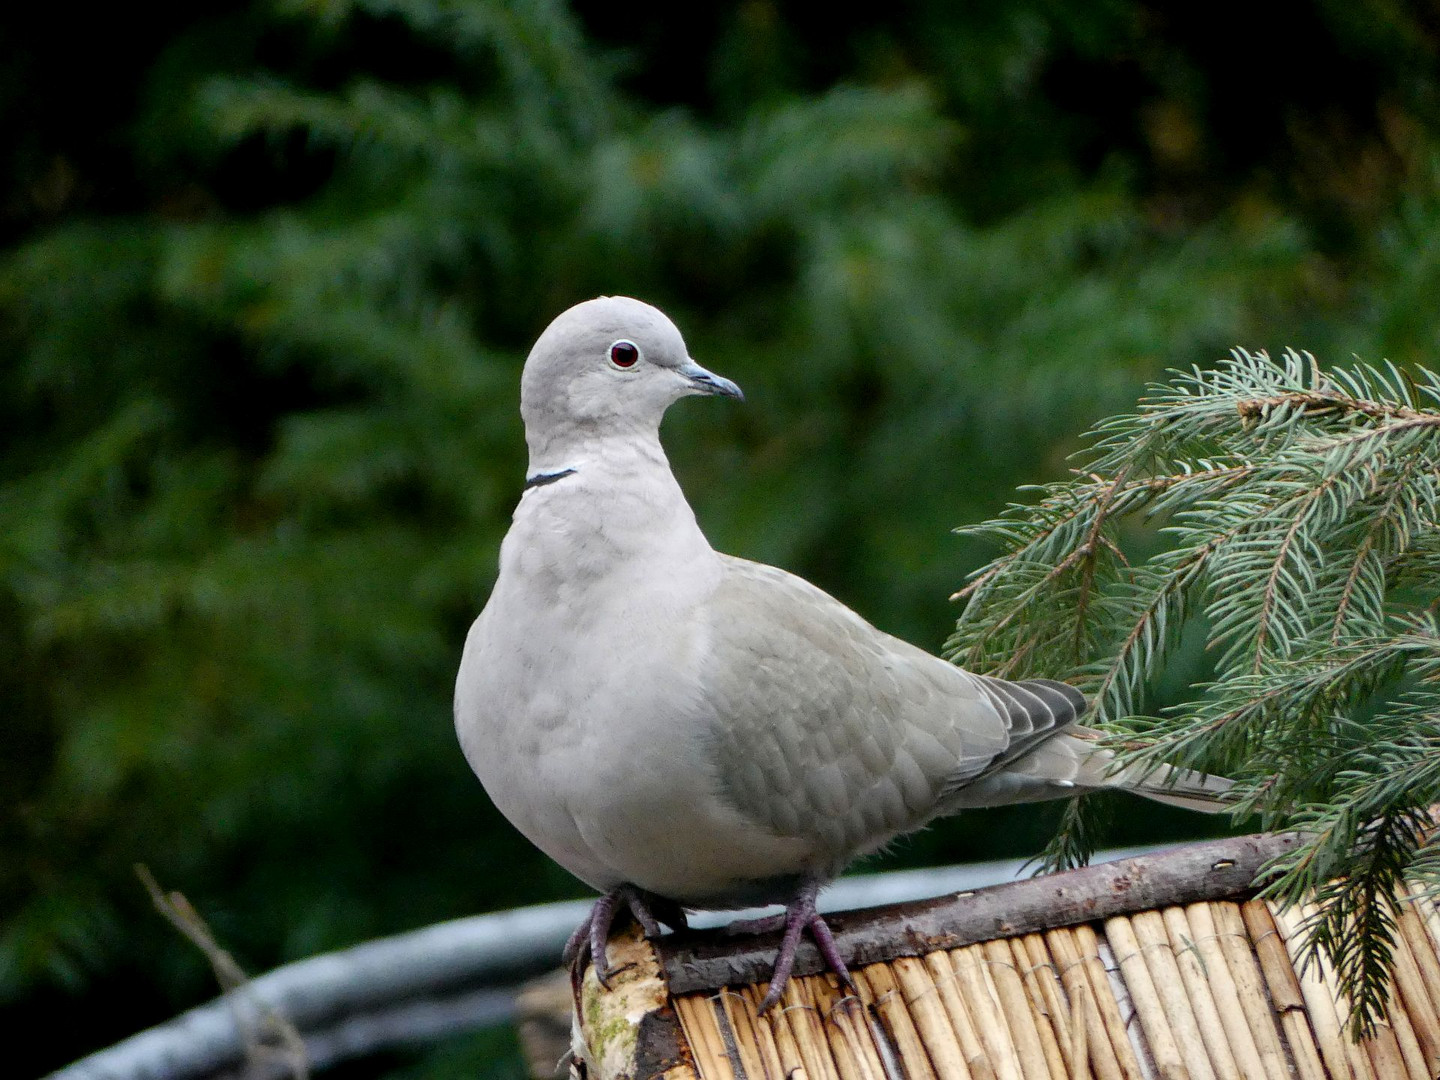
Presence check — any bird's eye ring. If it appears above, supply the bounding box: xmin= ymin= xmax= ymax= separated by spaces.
xmin=609 ymin=340 xmax=640 ymax=369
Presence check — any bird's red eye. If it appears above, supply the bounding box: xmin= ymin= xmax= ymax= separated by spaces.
xmin=609 ymin=340 xmax=640 ymax=368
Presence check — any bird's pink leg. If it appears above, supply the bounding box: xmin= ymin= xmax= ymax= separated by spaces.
xmin=756 ymin=879 xmax=856 ymax=1013
xmin=563 ymin=885 xmax=687 ymax=987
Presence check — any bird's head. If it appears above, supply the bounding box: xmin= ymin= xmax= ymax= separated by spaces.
xmin=520 ymin=297 xmax=742 ymax=456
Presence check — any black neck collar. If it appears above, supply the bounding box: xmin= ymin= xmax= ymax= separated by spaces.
xmin=523 ymin=467 xmax=578 ymax=491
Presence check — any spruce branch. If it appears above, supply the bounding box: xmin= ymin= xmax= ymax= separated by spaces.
xmin=1088 ymin=534 xmax=1221 ymax=721
xmin=1249 ymin=471 xmax=1347 ymax=669
xmin=1034 ymin=793 xmax=1111 ymax=875
xmin=952 ymin=347 xmax=1440 ymax=1035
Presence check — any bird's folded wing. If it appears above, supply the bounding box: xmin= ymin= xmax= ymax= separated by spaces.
xmin=699 ymin=556 xmax=1081 ymax=864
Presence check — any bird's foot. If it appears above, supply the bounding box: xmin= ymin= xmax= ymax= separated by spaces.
xmin=753 ymin=880 xmax=855 ymax=1014
xmin=563 ymin=885 xmax=687 ymax=988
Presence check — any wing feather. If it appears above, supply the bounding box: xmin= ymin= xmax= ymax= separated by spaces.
xmin=699 ymin=556 xmax=1070 ymax=866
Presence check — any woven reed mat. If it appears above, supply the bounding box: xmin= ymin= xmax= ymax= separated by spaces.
xmin=564 ymin=833 xmax=1440 ymax=1080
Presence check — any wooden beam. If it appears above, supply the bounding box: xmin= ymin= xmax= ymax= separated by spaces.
xmin=658 ymin=832 xmax=1299 ymax=995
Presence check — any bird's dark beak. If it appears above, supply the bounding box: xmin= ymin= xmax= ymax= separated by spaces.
xmin=679 ymin=360 xmax=744 ymax=401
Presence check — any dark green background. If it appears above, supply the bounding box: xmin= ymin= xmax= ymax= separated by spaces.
xmin=4 ymin=1 xmax=1439 ymax=1075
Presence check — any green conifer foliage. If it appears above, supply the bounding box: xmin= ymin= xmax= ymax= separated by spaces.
xmin=951 ymin=348 xmax=1440 ymax=1032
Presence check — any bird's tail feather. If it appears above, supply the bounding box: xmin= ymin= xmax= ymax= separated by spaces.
xmin=944 ymin=728 xmax=1235 ymax=812
xmin=1099 ymin=759 xmax=1234 ymax=814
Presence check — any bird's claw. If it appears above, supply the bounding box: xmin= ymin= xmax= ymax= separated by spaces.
xmin=751 ymin=880 xmax=854 ymax=1014
xmin=568 ymin=881 xmax=855 ymax=1013
xmin=565 ymin=885 xmax=687 ymax=988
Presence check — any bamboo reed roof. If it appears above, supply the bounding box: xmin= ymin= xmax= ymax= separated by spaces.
xmin=566 ymin=834 xmax=1440 ymax=1080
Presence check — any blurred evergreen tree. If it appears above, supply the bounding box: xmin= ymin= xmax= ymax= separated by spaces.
xmin=2 ymin=0 xmax=1438 ymax=1073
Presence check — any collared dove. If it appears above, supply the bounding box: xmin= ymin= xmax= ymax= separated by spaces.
xmin=455 ymin=296 xmax=1231 ymax=1010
